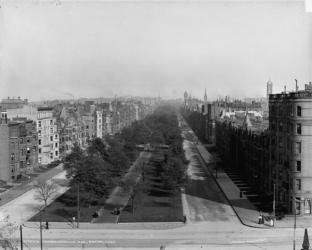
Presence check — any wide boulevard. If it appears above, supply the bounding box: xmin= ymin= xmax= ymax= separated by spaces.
xmin=4 ymin=120 xmax=307 ymax=250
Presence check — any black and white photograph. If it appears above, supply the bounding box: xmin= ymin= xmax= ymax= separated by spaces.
xmin=0 ymin=0 xmax=312 ymax=249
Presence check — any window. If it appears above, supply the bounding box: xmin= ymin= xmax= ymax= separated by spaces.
xmin=26 ymin=137 xmax=30 ymax=143
xmin=305 ymin=199 xmax=312 ymax=214
xmin=295 ymin=142 xmax=301 ymax=154
xmin=55 ymin=151 xmax=58 ymax=156
xmin=297 ymin=123 xmax=302 ymax=134
xmin=290 ymin=123 xmax=294 ymax=133
xmin=50 ymin=120 xmax=53 ymax=125
xmin=50 ymin=127 xmax=53 ymax=133
xmin=38 ymin=130 xmax=41 ymax=136
xmin=297 ymin=106 xmax=302 ymax=117
xmin=39 ymin=139 xmax=41 ymax=145
xmin=55 ymin=142 xmax=58 ymax=148
xmin=271 ymin=136 xmax=276 ymax=145
xmin=296 ymin=179 xmax=301 ymax=191
xmin=39 ymin=148 xmax=42 ymax=154
xmin=296 ymin=161 xmax=301 ymax=172
xmin=38 ymin=157 xmax=41 ymax=163
xmin=10 ymin=153 xmax=15 ymax=161
xmin=33 ymin=146 xmax=36 ymax=151
xmin=50 ymin=153 xmax=53 ymax=159
xmin=296 ymin=197 xmax=301 ymax=215
xmin=290 ymin=106 xmax=294 ymax=117
xmin=55 ymin=134 xmax=58 ymax=139
xmin=33 ymin=135 xmax=36 ymax=140
xmin=19 ymin=138 xmax=23 ymax=144
xmin=50 ymin=136 xmax=53 ymax=142
xmin=38 ymin=121 xmax=41 ymax=127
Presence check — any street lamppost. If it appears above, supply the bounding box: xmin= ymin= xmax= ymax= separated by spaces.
xmin=77 ymin=182 xmax=80 ymax=229
xmin=39 ymin=208 xmax=43 ymax=250
xmin=273 ymin=183 xmax=276 ymax=226
xmin=214 ymin=155 xmax=218 ymax=179
xmin=293 ymin=201 xmax=296 ymax=250
xmin=20 ymin=225 xmax=23 ymax=250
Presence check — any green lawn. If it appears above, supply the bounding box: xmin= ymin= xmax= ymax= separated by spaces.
xmin=28 ymin=188 xmax=101 ymax=223
xmin=118 ymin=152 xmax=184 ymax=223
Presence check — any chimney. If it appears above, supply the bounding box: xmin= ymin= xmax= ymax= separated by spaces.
xmin=295 ymin=79 xmax=299 ymax=92
xmin=284 ymin=85 xmax=287 ymax=93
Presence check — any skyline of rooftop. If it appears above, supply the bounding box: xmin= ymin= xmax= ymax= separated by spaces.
xmin=1 ymin=1 xmax=311 ymax=101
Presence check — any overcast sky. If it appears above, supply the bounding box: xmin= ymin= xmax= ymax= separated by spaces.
xmin=0 ymin=0 xmax=311 ymax=101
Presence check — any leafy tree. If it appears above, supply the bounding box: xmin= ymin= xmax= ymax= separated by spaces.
xmin=87 ymin=138 xmax=109 ymax=160
xmin=0 ymin=216 xmax=18 ymax=250
xmin=63 ymin=142 xmax=85 ymax=180
xmin=34 ymin=180 xmax=57 ymax=209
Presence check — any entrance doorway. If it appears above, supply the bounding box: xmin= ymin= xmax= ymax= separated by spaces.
xmin=305 ymin=199 xmax=312 ymax=214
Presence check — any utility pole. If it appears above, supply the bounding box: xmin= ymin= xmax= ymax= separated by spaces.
xmin=20 ymin=225 xmax=23 ymax=250
xmin=273 ymin=183 xmax=276 ymax=221
xmin=39 ymin=209 xmax=43 ymax=250
xmin=215 ymin=156 xmax=218 ymax=179
xmin=77 ymin=183 xmax=80 ymax=228
xmin=293 ymin=204 xmax=297 ymax=250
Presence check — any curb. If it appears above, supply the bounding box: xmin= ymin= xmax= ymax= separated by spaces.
xmin=181 ymin=119 xmax=269 ymax=229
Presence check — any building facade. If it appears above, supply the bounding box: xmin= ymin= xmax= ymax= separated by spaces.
xmin=269 ymin=91 xmax=312 ymax=215
xmin=0 ymin=96 xmax=28 ymax=110
xmin=6 ymin=105 xmax=59 ymax=165
xmin=0 ymin=118 xmax=38 ymax=182
xmin=37 ymin=107 xmax=59 ymax=164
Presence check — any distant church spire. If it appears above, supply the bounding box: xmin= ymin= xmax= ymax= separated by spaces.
xmin=204 ymin=88 xmax=207 ymax=103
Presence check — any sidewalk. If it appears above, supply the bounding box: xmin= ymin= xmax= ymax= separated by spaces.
xmin=194 ymin=139 xmax=312 ymax=229
xmin=195 ymin=142 xmax=269 ymax=228
xmin=23 ymin=221 xmax=184 ymax=230
xmin=93 ymin=151 xmax=151 ymax=223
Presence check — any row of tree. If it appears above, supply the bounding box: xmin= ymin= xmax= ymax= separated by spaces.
xmin=62 ymin=105 xmax=187 ymax=207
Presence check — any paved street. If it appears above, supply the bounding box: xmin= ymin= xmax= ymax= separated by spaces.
xmin=182 ymin=138 xmax=239 ymax=224
xmin=0 ymin=165 xmax=64 ymax=207
xmin=0 ymin=169 xmax=69 ymax=224
xmin=2 ymin=118 xmax=312 ymax=250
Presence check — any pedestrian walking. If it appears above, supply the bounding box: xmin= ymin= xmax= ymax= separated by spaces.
xmin=183 ymin=215 xmax=187 ymax=224
xmin=270 ymin=218 xmax=274 ymax=227
xmin=258 ymin=214 xmax=262 ymax=224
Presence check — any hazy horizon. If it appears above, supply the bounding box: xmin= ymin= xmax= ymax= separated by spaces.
xmin=0 ymin=0 xmax=311 ymax=102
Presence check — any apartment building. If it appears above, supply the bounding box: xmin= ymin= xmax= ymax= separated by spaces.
xmin=96 ymin=110 xmax=103 ymax=138
xmin=269 ymin=90 xmax=312 ymax=215
xmin=6 ymin=105 xmax=59 ymax=165
xmin=0 ymin=118 xmax=38 ymax=182
xmin=37 ymin=107 xmax=59 ymax=164
xmin=0 ymin=96 xmax=28 ymax=110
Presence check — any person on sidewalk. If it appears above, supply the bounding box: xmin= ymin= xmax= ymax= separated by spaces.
xmin=270 ymin=218 xmax=274 ymax=227
xmin=258 ymin=213 xmax=262 ymax=224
